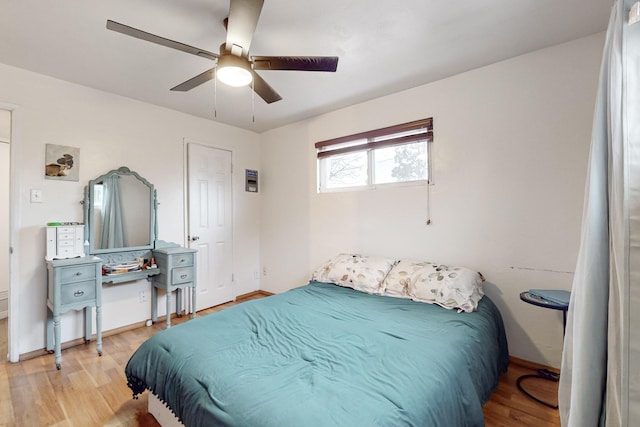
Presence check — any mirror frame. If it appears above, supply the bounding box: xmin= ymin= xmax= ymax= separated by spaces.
xmin=83 ymin=166 xmax=157 ymax=255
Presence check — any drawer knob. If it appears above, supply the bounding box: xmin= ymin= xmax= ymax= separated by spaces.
xmin=180 ymin=274 xmax=188 ymax=279
xmin=73 ymin=290 xmax=85 ymax=297
xmin=75 ymin=272 xmax=82 ymax=276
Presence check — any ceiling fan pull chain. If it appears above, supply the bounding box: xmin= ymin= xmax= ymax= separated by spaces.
xmin=252 ymin=78 xmax=255 ymax=123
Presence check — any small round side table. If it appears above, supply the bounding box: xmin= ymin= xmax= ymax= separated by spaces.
xmin=517 ymin=290 xmax=570 ymax=409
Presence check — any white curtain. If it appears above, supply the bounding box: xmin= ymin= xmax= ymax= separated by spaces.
xmin=100 ymin=175 xmax=128 ymax=249
xmin=559 ymin=1 xmax=640 ymax=425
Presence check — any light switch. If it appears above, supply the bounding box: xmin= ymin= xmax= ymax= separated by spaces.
xmin=30 ymin=189 xmax=43 ymax=203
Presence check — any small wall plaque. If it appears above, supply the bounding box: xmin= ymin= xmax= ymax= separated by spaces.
xmin=245 ymin=169 xmax=258 ymax=192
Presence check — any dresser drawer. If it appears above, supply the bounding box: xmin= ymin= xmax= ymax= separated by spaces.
xmin=172 ymin=267 xmax=194 ymax=285
xmin=57 ymin=238 xmax=75 ymax=248
xmin=60 ymin=281 xmax=96 ymax=305
xmin=57 ymin=231 xmax=76 ymax=241
xmin=57 ymin=247 xmax=76 ymax=258
xmin=171 ymin=253 xmax=194 ymax=267
xmin=59 ymin=264 xmax=97 ymax=283
xmin=56 ymin=227 xmax=77 ymax=235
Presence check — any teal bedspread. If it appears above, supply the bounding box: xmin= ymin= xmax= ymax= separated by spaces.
xmin=126 ymin=281 xmax=509 ymax=427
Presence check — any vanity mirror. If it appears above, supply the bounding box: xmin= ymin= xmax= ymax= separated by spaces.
xmin=84 ymin=167 xmax=156 ymax=254
xmin=83 ymin=166 xmax=161 ymax=285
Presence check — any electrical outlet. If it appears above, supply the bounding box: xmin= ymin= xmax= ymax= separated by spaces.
xmin=254 ymin=270 xmax=260 ymax=279
xmin=262 ymin=266 xmax=268 ymax=276
xmin=139 ymin=291 xmax=147 ymax=303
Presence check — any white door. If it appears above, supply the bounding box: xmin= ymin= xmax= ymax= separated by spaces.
xmin=187 ymin=143 xmax=234 ymax=310
xmin=1 ymin=109 xmax=10 ymax=362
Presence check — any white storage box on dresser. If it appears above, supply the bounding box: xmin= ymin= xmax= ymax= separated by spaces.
xmin=45 ymin=224 xmax=85 ymax=260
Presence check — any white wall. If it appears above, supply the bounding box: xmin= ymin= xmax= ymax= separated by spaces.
xmin=0 ymin=63 xmax=262 ymax=356
xmin=260 ymin=33 xmax=605 ymax=368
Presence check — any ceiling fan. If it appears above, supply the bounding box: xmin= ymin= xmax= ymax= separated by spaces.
xmin=106 ymin=0 xmax=339 ymax=104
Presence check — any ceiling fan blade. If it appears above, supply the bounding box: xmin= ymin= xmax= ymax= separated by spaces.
xmin=250 ymin=70 xmax=282 ymax=104
xmin=106 ymin=20 xmax=218 ymax=61
xmin=170 ymin=67 xmax=216 ymax=91
xmin=252 ymin=56 xmax=339 ymax=72
xmin=225 ymin=0 xmax=264 ymax=56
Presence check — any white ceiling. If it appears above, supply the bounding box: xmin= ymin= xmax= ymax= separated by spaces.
xmin=0 ymin=0 xmax=611 ymax=133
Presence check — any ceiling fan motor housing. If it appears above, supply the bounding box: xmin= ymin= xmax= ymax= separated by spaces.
xmin=216 ymin=54 xmax=253 ymax=87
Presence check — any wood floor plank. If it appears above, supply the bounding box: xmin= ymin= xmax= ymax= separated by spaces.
xmin=0 ymin=367 xmax=14 ymax=424
xmin=0 ymin=295 xmax=561 ymax=426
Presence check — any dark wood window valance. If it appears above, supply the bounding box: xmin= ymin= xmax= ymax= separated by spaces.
xmin=315 ymin=118 xmax=433 ymax=159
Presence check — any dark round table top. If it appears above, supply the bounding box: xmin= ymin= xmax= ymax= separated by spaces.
xmin=520 ymin=291 xmax=569 ymax=311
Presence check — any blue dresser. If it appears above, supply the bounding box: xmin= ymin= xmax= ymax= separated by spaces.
xmin=151 ymin=246 xmax=198 ymax=327
xmin=46 ymin=256 xmax=103 ymax=370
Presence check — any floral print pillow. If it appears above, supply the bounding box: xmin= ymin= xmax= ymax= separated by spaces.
xmin=408 ymin=263 xmax=485 ymax=312
xmin=381 ymin=259 xmax=432 ymax=298
xmin=310 ymin=253 xmax=353 ymax=283
xmin=311 ymin=253 xmax=395 ymax=294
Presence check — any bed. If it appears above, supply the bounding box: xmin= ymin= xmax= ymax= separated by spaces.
xmin=126 ymin=255 xmax=508 ymax=427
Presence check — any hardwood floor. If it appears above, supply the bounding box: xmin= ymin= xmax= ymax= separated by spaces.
xmin=483 ymin=361 xmax=561 ymax=426
xmin=0 ymin=294 xmax=560 ymax=426
xmin=0 ymin=317 xmax=7 ymax=364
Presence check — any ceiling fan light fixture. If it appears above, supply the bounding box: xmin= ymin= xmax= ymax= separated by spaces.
xmin=216 ymin=55 xmax=253 ymax=87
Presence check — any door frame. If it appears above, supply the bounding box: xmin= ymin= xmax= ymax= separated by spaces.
xmin=182 ymin=138 xmax=236 ymax=312
xmin=2 ymin=102 xmax=20 ymax=362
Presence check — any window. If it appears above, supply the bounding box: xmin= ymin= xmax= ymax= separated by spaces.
xmin=316 ymin=118 xmax=433 ymax=192
xmin=93 ymin=183 xmax=104 ymax=208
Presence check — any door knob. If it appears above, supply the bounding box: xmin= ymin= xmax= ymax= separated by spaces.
xmin=189 ymin=235 xmax=200 ymax=242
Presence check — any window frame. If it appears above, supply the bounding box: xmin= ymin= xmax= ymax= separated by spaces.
xmin=315 ymin=118 xmax=433 ymax=193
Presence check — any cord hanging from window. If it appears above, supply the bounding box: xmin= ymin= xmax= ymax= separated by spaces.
xmin=426 ymin=181 xmax=432 ymax=225
xmin=426 ymin=139 xmax=432 ymax=225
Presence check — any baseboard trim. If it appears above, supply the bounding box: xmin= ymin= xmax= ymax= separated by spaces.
xmin=236 ymin=290 xmax=273 ymax=300
xmin=510 ymin=356 xmax=560 ymax=373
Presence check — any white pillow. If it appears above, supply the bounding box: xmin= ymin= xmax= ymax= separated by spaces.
xmin=407 ymin=263 xmax=485 ymax=312
xmin=311 ymin=254 xmax=395 ymax=294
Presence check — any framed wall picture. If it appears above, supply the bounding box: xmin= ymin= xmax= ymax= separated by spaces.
xmin=45 ymin=144 xmax=79 ymax=182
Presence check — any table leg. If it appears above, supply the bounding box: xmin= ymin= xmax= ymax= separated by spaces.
xmin=516 ymin=369 xmax=560 ymax=409
xmin=176 ymin=288 xmax=183 ymax=317
xmin=84 ymin=307 xmax=91 ymax=344
xmin=191 ymin=285 xmax=197 ymax=319
xmin=96 ymin=304 xmax=102 ymax=356
xmin=166 ymin=287 xmax=172 ymax=328
xmin=46 ymin=307 xmax=54 ymax=352
xmin=54 ymin=312 xmax=61 ymax=370
xmin=151 ymin=285 xmax=158 ymax=323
